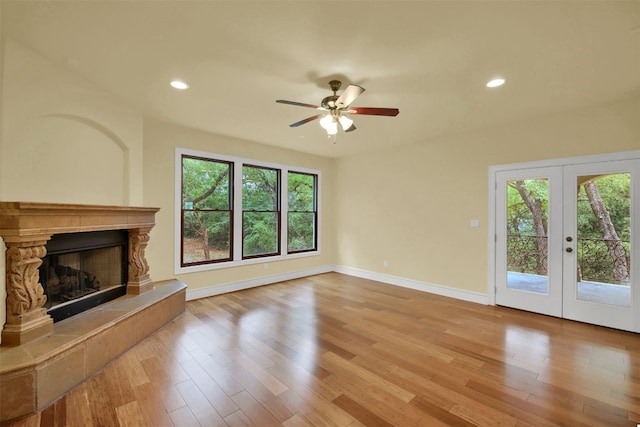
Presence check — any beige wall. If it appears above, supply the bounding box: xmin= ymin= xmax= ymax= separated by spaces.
xmin=1 ymin=40 xmax=143 ymax=205
xmin=334 ymin=95 xmax=640 ymax=294
xmin=142 ymin=118 xmax=336 ymax=290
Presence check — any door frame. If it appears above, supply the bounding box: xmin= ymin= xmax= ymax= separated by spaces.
xmin=488 ymin=150 xmax=640 ymax=330
xmin=494 ymin=166 xmax=564 ymax=317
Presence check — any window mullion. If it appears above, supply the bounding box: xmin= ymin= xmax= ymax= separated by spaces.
xmin=233 ymin=161 xmax=243 ymax=261
xmin=281 ymin=169 xmax=288 ymax=256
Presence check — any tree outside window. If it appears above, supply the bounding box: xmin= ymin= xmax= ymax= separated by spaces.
xmin=242 ymin=165 xmax=280 ymax=258
xmin=288 ymin=171 xmax=317 ymax=253
xmin=181 ymin=156 xmax=232 ymax=266
xmin=177 ymin=149 xmax=320 ymax=271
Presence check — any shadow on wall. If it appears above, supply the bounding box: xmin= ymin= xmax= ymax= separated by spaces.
xmin=4 ymin=114 xmax=130 ymax=205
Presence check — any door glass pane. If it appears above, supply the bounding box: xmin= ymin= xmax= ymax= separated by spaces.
xmin=576 ymin=173 xmax=631 ymax=307
xmin=506 ymin=178 xmax=549 ymax=294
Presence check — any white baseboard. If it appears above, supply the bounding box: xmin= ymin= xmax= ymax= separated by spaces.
xmin=334 ymin=265 xmax=489 ymax=305
xmin=185 ymin=264 xmax=334 ymax=300
xmin=186 ymin=264 xmax=489 ymax=306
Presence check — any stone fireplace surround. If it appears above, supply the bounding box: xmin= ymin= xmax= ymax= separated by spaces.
xmin=0 ymin=202 xmax=187 ymax=423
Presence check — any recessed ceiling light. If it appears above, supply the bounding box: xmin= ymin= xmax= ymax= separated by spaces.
xmin=486 ymin=78 xmax=506 ymax=88
xmin=170 ymin=80 xmax=189 ymax=90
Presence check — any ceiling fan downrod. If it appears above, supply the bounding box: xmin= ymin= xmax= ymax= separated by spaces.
xmin=321 ymin=80 xmax=343 ymax=110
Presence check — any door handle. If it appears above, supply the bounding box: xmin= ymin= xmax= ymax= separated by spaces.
xmin=566 ymin=247 xmax=573 ymax=253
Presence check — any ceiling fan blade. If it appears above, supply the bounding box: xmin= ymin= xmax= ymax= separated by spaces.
xmin=335 ymin=85 xmax=365 ymax=108
xmin=289 ymin=115 xmax=322 ymax=127
xmin=344 ymin=124 xmax=357 ymax=132
xmin=276 ymin=100 xmax=322 ymax=109
xmin=347 ymin=107 xmax=399 ymax=116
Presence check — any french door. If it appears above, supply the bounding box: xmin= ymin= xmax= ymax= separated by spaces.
xmin=494 ymin=156 xmax=639 ymax=332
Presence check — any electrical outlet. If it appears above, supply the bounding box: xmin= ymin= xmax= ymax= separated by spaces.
xmin=383 ymin=260 xmax=388 ymax=268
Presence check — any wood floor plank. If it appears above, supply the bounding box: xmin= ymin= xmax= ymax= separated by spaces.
xmin=7 ymin=272 xmax=640 ymax=427
xmin=226 ymin=350 xmax=289 ymax=396
xmin=409 ymin=395 xmax=478 ymax=427
xmin=131 ymin=382 xmax=175 ymax=427
xmin=230 ymin=390 xmax=282 ymax=427
xmin=86 ymin=370 xmax=120 ymax=427
xmin=64 ymin=390 xmax=94 ymax=427
xmin=188 ymin=347 xmax=245 ymax=396
xmin=324 ymin=374 xmax=443 ymax=427
xmin=168 ymin=405 xmax=200 ymax=427
xmin=39 ymin=395 xmax=65 ymax=427
xmin=331 ymin=394 xmax=394 ymax=427
xmin=224 ymin=363 xmax=295 ymax=423
xmin=180 ymin=358 xmax=239 ymax=418
xmin=276 ymin=387 xmax=355 ymax=427
xmin=175 ymin=379 xmax=227 ymax=426
xmin=115 ymin=401 xmax=148 ymax=427
xmin=319 ymin=351 xmax=416 ymax=403
xmin=281 ymin=414 xmax=313 ymax=427
xmin=157 ymin=383 xmax=187 ymax=414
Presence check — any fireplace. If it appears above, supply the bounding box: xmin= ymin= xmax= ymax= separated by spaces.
xmin=39 ymin=230 xmax=128 ymax=322
xmin=0 ymin=202 xmax=187 ymax=423
xmin=0 ymin=202 xmax=160 ymax=345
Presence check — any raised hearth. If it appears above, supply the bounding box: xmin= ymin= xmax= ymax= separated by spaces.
xmin=0 ymin=279 xmax=186 ymax=423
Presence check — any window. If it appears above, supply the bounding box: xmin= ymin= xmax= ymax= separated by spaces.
xmin=287 ymin=171 xmax=317 ymax=253
xmin=176 ymin=148 xmax=320 ymax=272
xmin=242 ymin=165 xmax=280 ymax=258
xmin=180 ymin=155 xmax=233 ymax=266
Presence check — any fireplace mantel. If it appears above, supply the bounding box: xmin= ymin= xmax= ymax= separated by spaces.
xmin=0 ymin=202 xmax=159 ymax=237
xmin=0 ymin=202 xmax=160 ymax=345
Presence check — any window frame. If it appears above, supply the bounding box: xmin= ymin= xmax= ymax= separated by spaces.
xmin=241 ymin=164 xmax=282 ymax=260
xmin=180 ymin=154 xmax=234 ymax=267
xmin=175 ymin=147 xmax=321 ymax=274
xmin=287 ymin=171 xmax=318 ymax=254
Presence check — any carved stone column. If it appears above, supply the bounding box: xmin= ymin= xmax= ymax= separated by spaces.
xmin=2 ymin=236 xmax=53 ymax=345
xmin=127 ymin=227 xmax=153 ymax=295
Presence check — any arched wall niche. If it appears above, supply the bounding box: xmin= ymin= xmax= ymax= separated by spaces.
xmin=4 ymin=113 xmax=130 ymax=205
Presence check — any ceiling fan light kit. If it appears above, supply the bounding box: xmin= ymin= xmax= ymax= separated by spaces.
xmin=276 ymin=80 xmax=399 ymax=141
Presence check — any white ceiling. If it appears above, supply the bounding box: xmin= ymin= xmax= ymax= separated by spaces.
xmin=2 ymin=1 xmax=639 ymax=158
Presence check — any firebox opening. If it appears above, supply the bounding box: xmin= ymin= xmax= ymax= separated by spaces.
xmin=39 ymin=230 xmax=128 ymax=322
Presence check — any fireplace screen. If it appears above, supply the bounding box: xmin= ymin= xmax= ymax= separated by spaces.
xmin=39 ymin=230 xmax=128 ymax=322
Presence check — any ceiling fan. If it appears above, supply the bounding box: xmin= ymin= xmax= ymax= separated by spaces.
xmin=276 ymin=80 xmax=399 ymax=137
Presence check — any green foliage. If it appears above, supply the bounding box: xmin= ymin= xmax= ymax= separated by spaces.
xmin=288 ymin=172 xmax=316 ymax=251
xmin=182 ymin=157 xmax=231 ymax=210
xmin=181 ymin=157 xmax=318 ymax=263
xmin=243 ymin=212 xmax=278 ymax=256
xmin=506 ymin=179 xmax=548 ymax=236
xmin=576 ymin=174 xmax=630 ymax=283
xmin=242 ymin=166 xmax=280 ymax=256
xmin=288 ymin=212 xmax=315 ymax=251
xmin=577 ymin=174 xmax=630 ymax=241
xmin=181 ymin=156 xmax=231 ymax=262
xmin=243 ymin=166 xmax=279 ymax=211
xmin=506 ymin=173 xmax=631 ymax=283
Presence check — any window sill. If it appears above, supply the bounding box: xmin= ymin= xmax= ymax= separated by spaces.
xmin=175 ymin=249 xmax=321 ymax=275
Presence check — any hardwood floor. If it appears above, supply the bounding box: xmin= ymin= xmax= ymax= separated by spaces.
xmin=3 ymin=272 xmax=640 ymax=426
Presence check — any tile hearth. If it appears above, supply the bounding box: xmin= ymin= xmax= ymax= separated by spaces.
xmin=0 ymin=279 xmax=186 ymax=423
